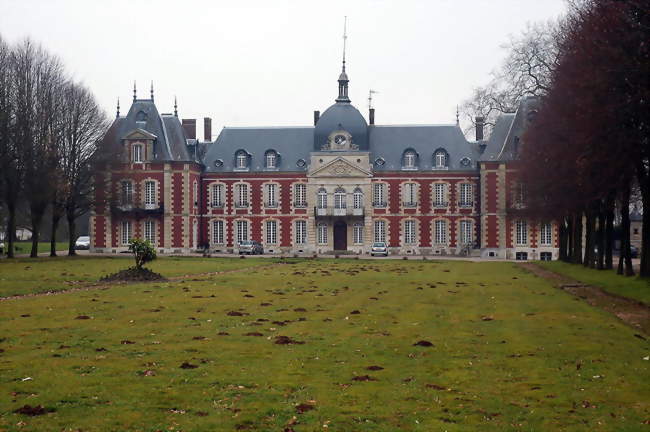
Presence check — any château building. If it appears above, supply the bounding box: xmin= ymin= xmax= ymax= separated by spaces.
xmin=90 ymin=54 xmax=558 ymax=260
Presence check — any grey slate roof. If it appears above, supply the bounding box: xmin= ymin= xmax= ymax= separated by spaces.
xmin=314 ymin=102 xmax=369 ymax=150
xmin=481 ymin=97 xmax=538 ymax=162
xmin=99 ymin=99 xmax=192 ymax=162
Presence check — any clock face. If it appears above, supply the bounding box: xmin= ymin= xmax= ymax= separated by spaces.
xmin=334 ymin=134 xmax=347 ymax=146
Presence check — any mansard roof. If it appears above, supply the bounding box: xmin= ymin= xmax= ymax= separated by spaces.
xmin=481 ymin=97 xmax=538 ymax=162
xmin=99 ymin=99 xmax=192 ymax=162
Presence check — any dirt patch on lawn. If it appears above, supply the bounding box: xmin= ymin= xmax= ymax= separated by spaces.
xmin=100 ymin=267 xmax=167 ymax=282
xmin=520 ymin=263 xmax=650 ymax=335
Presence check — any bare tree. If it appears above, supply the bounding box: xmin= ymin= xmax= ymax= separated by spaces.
xmin=461 ymin=21 xmax=559 ymax=138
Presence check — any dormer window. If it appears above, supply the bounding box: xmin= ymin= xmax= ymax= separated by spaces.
xmin=433 ymin=149 xmax=448 ymax=169
xmin=403 ymin=149 xmax=418 ymax=170
xmin=235 ymin=150 xmax=249 ymax=170
xmin=265 ymin=150 xmax=278 ymax=169
xmin=132 ymin=144 xmax=143 ymax=163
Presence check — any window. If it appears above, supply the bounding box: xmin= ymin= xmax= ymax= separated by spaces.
xmin=540 ymin=222 xmax=552 ymax=246
xmin=317 ymin=223 xmax=328 ymax=244
xmin=515 ymin=183 xmax=526 ymax=207
xmin=265 ymin=150 xmax=277 ymax=169
xmin=212 ymin=220 xmax=224 ymax=244
xmin=294 ymin=183 xmax=306 ymax=207
xmin=460 ymin=220 xmax=473 ymax=245
xmin=211 ymin=184 xmax=224 ymax=207
xmin=434 ymin=150 xmax=448 ymax=169
xmin=404 ymin=220 xmax=416 ymax=244
xmin=266 ymin=220 xmax=277 ymax=244
xmin=193 ymin=181 xmax=198 ymax=207
xmin=144 ymin=181 xmax=155 ymax=206
xmin=235 ymin=183 xmax=249 ymax=208
xmin=434 ymin=183 xmax=447 ymax=207
xmin=516 ymin=251 xmax=529 ymax=261
xmin=317 ymin=188 xmax=328 ymax=209
xmin=144 ymin=220 xmax=155 ymax=244
xmin=459 ymin=184 xmax=473 ymax=207
xmin=334 ymin=188 xmax=346 ymax=209
xmin=236 ymin=220 xmax=249 ymax=244
xmin=540 ymin=252 xmax=552 ymax=261
xmin=353 ymin=188 xmax=363 ymax=209
xmin=132 ymin=144 xmax=143 ymax=163
xmin=353 ymin=223 xmax=363 ymax=244
xmin=235 ymin=151 xmax=248 ymax=169
xmin=374 ymin=220 xmax=386 ymax=243
xmin=434 ymin=220 xmax=447 ymax=245
xmin=403 ymin=183 xmax=417 ymax=207
xmin=373 ymin=183 xmax=386 ymax=207
xmin=121 ymin=181 xmax=133 ymax=205
xmin=121 ymin=220 xmax=132 ymax=245
xmin=403 ymin=150 xmax=417 ymax=169
xmin=516 ymin=219 xmax=528 ymax=245
xmin=295 ymin=220 xmax=307 ymax=244
xmin=634 ymin=228 xmax=639 ymax=235
xmin=265 ymin=183 xmax=278 ymax=207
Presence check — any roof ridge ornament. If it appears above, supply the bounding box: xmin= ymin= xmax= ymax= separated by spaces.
xmin=174 ymin=95 xmax=178 ymax=117
xmin=133 ymin=81 xmax=137 ymax=102
xmin=336 ymin=17 xmax=351 ymax=103
xmin=116 ymin=97 xmax=120 ymax=118
xmin=150 ymin=81 xmax=154 ymax=102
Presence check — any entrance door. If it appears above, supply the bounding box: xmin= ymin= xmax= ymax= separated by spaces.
xmin=333 ymin=221 xmax=347 ymax=251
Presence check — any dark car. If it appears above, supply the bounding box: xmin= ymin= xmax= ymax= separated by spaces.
xmin=238 ymin=240 xmax=263 ymax=255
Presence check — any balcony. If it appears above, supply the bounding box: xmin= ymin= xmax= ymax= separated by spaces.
xmin=433 ymin=202 xmax=448 ymax=208
xmin=314 ymin=207 xmax=364 ymax=217
xmin=293 ymin=202 xmax=307 ymax=208
xmin=402 ymin=201 xmax=418 ymax=208
xmin=264 ymin=202 xmax=279 ymax=209
xmin=458 ymin=202 xmax=474 ymax=209
xmin=372 ymin=201 xmax=388 ymax=208
xmin=111 ymin=202 xmax=164 ymax=217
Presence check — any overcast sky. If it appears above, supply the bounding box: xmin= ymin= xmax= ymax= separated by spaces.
xmin=0 ymin=0 xmax=566 ymax=138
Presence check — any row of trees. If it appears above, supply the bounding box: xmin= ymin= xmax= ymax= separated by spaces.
xmin=519 ymin=0 xmax=649 ymax=277
xmin=0 ymin=35 xmax=108 ymax=258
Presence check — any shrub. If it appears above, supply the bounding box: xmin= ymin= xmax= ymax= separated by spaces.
xmin=129 ymin=238 xmax=157 ymax=269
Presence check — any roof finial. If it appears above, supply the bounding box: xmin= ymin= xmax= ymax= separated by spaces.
xmin=133 ymin=81 xmax=137 ymax=102
xmin=116 ymin=97 xmax=120 ymax=118
xmin=150 ymin=81 xmax=154 ymax=101
xmin=342 ymin=16 xmax=347 ymax=73
xmin=174 ymin=95 xmax=178 ymax=117
xmin=456 ymin=105 xmax=459 ymax=126
xmin=336 ymin=17 xmax=351 ymax=103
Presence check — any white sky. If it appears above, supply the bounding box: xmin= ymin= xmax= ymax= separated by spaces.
xmin=0 ymin=0 xmax=566 ymax=139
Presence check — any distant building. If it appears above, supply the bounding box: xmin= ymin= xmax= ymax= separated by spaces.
xmin=630 ymin=209 xmax=642 ymax=250
xmin=90 ymin=53 xmax=558 ymax=260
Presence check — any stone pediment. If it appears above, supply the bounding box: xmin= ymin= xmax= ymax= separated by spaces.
xmin=123 ymin=128 xmax=157 ymax=141
xmin=309 ymin=157 xmax=371 ymax=178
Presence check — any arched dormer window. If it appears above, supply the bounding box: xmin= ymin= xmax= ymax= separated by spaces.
xmin=433 ymin=149 xmax=449 ymax=169
xmin=334 ymin=187 xmax=346 ymax=209
xmin=317 ymin=188 xmax=328 ymax=209
xmin=402 ymin=149 xmax=418 ymax=170
xmin=136 ymin=110 xmax=147 ymax=122
xmin=235 ymin=150 xmax=249 ymax=170
xmin=353 ymin=187 xmax=363 ymax=209
xmin=265 ymin=150 xmax=278 ymax=169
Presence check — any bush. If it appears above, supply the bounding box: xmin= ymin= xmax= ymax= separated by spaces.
xmin=128 ymin=238 xmax=157 ymax=269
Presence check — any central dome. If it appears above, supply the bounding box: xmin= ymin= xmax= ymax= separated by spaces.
xmin=314 ymin=102 xmax=368 ymax=151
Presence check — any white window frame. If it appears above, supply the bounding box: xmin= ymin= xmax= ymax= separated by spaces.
xmin=353 ymin=223 xmax=363 ymax=244
xmin=317 ymin=222 xmax=328 ymax=245
xmin=317 ymin=188 xmax=328 ymax=209
xmin=374 ymin=220 xmax=386 ymax=243
xmin=459 ymin=183 xmax=473 ymax=207
xmin=265 ymin=183 xmax=278 ymax=208
xmin=434 ymin=151 xmax=447 ymax=169
xmin=266 ymin=220 xmax=278 ymax=244
xmin=540 ymin=222 xmax=552 ymax=246
xmin=265 ymin=151 xmax=277 ymax=169
xmin=334 ymin=188 xmax=346 ymax=209
xmin=132 ymin=144 xmax=143 ymax=163
xmin=211 ymin=184 xmax=224 ymax=208
xmin=236 ymin=220 xmax=249 ymax=244
xmin=121 ymin=181 xmax=133 ymax=205
xmin=460 ymin=220 xmax=473 ymax=245
xmin=403 ymin=150 xmax=417 ymax=169
xmin=434 ymin=183 xmax=447 ymax=207
xmin=294 ymin=183 xmax=307 ymax=207
xmin=144 ymin=181 xmax=156 ymax=206
xmin=516 ymin=219 xmax=528 ymax=246
xmin=404 ymin=219 xmax=416 ymax=244
xmin=236 ymin=183 xmax=249 ymax=208
xmin=404 ymin=182 xmax=417 ymax=207
xmin=353 ymin=188 xmax=363 ymax=209
xmin=144 ymin=220 xmax=155 ymax=245
xmin=434 ymin=219 xmax=447 ymax=245
xmin=373 ymin=183 xmax=386 ymax=207
xmin=295 ymin=220 xmax=307 ymax=245
xmin=121 ymin=220 xmax=132 ymax=245
xmin=236 ymin=152 xmax=248 ymax=169
xmin=212 ymin=220 xmax=225 ymax=244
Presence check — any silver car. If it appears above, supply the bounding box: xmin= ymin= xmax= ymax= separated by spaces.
xmin=370 ymin=242 xmax=388 ymax=257
xmin=238 ymin=240 xmax=263 ymax=255
xmin=75 ymin=236 xmax=90 ymax=250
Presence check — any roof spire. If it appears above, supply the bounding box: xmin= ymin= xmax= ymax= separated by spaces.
xmin=133 ymin=81 xmax=137 ymax=102
xmin=174 ymin=95 xmax=178 ymax=117
xmin=336 ymin=17 xmax=351 ymax=103
xmin=116 ymin=97 xmax=120 ymax=118
xmin=456 ymin=105 xmax=459 ymax=126
xmin=150 ymin=81 xmax=154 ymax=101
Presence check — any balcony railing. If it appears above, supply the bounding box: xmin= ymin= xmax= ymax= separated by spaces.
xmin=111 ymin=202 xmax=164 ymax=216
xmin=314 ymin=207 xmax=364 ymax=217
xmin=372 ymin=201 xmax=387 ymax=208
xmin=433 ymin=202 xmax=448 ymax=208
xmin=293 ymin=202 xmax=307 ymax=208
xmin=234 ymin=202 xmax=249 ymax=209
xmin=264 ymin=202 xmax=279 ymax=208
xmin=458 ymin=202 xmax=474 ymax=208
xmin=402 ymin=201 xmax=418 ymax=208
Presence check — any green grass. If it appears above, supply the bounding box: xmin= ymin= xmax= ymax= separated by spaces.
xmin=539 ymin=260 xmax=650 ymax=305
xmin=0 ymin=258 xmax=648 ymax=431
xmin=0 ymin=256 xmax=269 ymax=297
xmin=6 ymin=242 xmax=69 ymax=255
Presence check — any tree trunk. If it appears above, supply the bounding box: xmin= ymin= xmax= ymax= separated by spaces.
xmin=30 ymin=211 xmax=44 ymax=258
xmin=559 ymin=218 xmax=567 ymax=262
xmin=619 ymin=189 xmax=634 ymax=277
xmin=566 ymin=216 xmax=574 ymax=262
xmin=584 ymin=210 xmax=594 ymax=268
xmin=6 ymin=201 xmax=16 ymax=258
xmin=50 ymin=212 xmax=61 ymax=257
xmin=572 ymin=213 xmax=583 ymax=264
xmin=641 ymin=194 xmax=650 ymax=278
xmin=596 ymin=206 xmax=605 ymax=270
xmin=67 ymin=213 xmax=77 ymax=256
xmin=605 ymin=194 xmax=614 ymax=270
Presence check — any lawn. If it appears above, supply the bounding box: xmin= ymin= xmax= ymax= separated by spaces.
xmin=4 ymin=242 xmax=69 ymax=255
xmin=0 ymin=258 xmax=648 ymax=431
xmin=0 ymin=256 xmax=269 ymax=297
xmin=539 ymin=260 xmax=650 ymax=305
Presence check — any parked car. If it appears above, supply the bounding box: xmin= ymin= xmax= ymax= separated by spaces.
xmin=630 ymin=245 xmax=639 ymax=258
xmin=238 ymin=240 xmax=263 ymax=255
xmin=370 ymin=242 xmax=388 ymax=257
xmin=74 ymin=236 xmax=90 ymax=250
xmin=0 ymin=241 xmax=4 ymax=254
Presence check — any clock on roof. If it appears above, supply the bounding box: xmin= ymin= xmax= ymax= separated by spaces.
xmin=334 ymin=134 xmax=347 ymax=147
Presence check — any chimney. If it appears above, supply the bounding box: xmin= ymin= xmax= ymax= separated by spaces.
xmin=182 ymin=119 xmax=196 ymax=140
xmin=313 ymin=110 xmax=320 ymax=126
xmin=475 ymin=116 xmax=485 ymax=141
xmin=369 ymin=108 xmax=375 ymax=125
xmin=203 ymin=117 xmax=212 ymax=141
